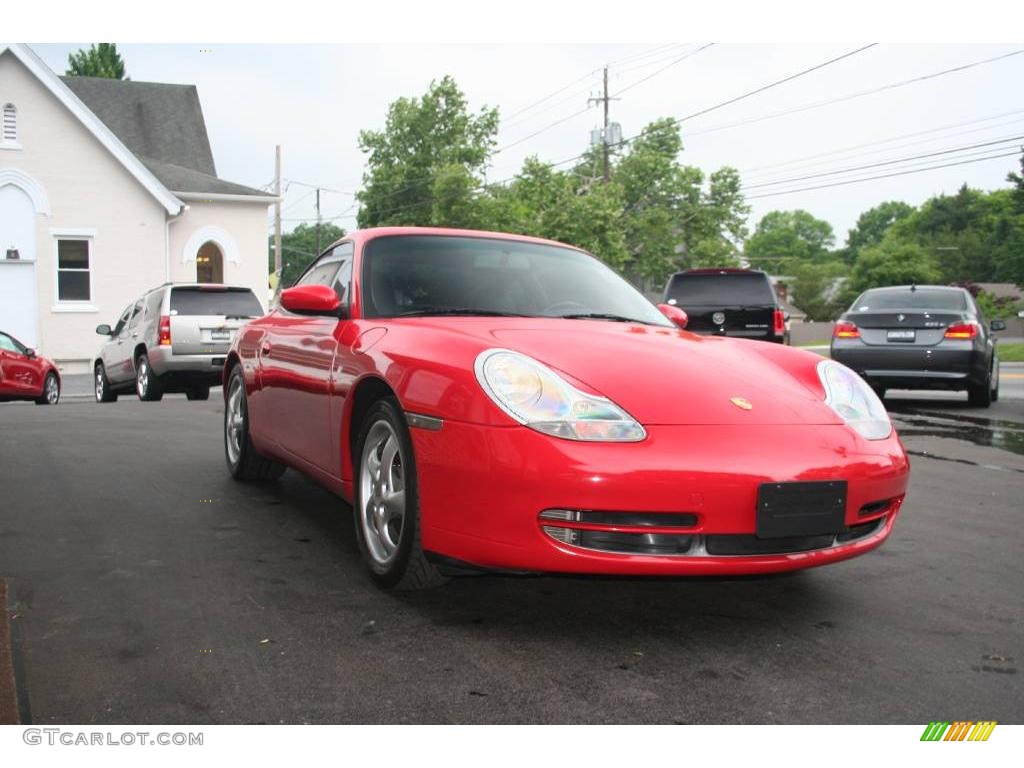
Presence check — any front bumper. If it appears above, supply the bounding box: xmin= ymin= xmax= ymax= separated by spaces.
xmin=412 ymin=421 xmax=909 ymax=576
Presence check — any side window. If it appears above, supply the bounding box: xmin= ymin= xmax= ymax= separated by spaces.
xmin=0 ymin=333 xmax=20 ymax=353
xmin=296 ymin=255 xmax=342 ymax=288
xmin=112 ymin=305 xmax=132 ymax=336
xmin=127 ymin=300 xmax=144 ymax=330
xmin=330 ymin=243 xmax=354 ymax=306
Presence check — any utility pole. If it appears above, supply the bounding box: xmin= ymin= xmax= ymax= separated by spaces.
xmin=588 ymin=66 xmax=618 ymax=182
xmin=273 ymin=145 xmax=282 ymax=279
xmin=315 ymin=188 xmax=321 ymax=255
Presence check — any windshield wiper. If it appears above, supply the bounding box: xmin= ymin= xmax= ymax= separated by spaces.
xmin=396 ymin=307 xmax=529 ymax=318
xmin=557 ymin=312 xmax=656 ymax=325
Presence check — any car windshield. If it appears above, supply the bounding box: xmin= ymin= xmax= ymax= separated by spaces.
xmin=170 ymin=287 xmax=264 ymax=317
xmin=664 ymin=272 xmax=776 ymax=306
xmin=361 ymin=235 xmax=670 ymax=326
xmin=852 ymin=288 xmax=967 ymax=312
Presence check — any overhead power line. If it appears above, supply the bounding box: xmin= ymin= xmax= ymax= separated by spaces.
xmin=745 ymin=150 xmax=1019 ymax=200
xmin=742 ymin=134 xmax=1024 ymax=190
xmin=683 ymin=47 xmax=1024 ymax=141
xmin=740 ymin=107 xmax=1024 ymax=178
xmin=612 ymin=44 xmax=715 ymax=97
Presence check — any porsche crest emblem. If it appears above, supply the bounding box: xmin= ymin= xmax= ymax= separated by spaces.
xmin=730 ymin=397 xmax=753 ymax=411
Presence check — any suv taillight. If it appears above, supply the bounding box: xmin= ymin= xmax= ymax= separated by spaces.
xmin=773 ymin=309 xmax=786 ymax=336
xmin=944 ymin=322 xmax=978 ymax=340
xmin=158 ymin=315 xmax=171 ymax=346
xmin=833 ymin=321 xmax=860 ymax=339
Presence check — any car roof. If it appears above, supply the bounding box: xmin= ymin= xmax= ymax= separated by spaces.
xmin=672 ymin=268 xmax=768 ymax=277
xmin=862 ymin=285 xmax=964 ymax=293
xmin=325 ymin=226 xmax=591 ymax=255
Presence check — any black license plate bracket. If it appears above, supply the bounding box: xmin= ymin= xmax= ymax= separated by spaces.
xmin=756 ymin=480 xmax=847 ymax=539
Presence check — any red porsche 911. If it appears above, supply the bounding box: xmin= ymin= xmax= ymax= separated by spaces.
xmin=224 ymin=227 xmax=909 ymax=589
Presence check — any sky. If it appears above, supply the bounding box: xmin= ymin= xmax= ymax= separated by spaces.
xmin=32 ymin=42 xmax=1024 ymax=246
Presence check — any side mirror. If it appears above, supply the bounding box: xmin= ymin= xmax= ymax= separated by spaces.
xmin=95 ymin=324 xmax=112 ymax=336
xmin=280 ymin=284 xmax=343 ymax=317
xmin=990 ymin=319 xmax=1007 ymax=332
xmin=657 ymin=303 xmax=688 ymax=330
xmin=25 ymin=348 xmax=36 ymax=358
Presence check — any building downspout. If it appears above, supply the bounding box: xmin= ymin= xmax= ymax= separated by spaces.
xmin=164 ymin=206 xmax=187 ymax=282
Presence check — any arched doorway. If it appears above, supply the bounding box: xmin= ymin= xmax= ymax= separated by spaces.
xmin=196 ymin=241 xmax=224 ymax=283
xmin=0 ymin=181 xmax=40 ymax=346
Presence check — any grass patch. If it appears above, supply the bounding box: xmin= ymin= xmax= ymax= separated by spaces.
xmin=797 ymin=339 xmax=830 ymax=347
xmin=999 ymin=342 xmax=1024 ymax=362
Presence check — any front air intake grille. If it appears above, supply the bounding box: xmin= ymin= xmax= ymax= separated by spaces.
xmin=705 ymin=534 xmax=835 ymax=556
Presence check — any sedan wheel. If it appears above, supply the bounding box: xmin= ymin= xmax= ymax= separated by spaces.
xmin=223 ymin=364 xmax=285 ymax=481
xmin=353 ymin=398 xmax=445 ymax=590
xmin=95 ymin=364 xmax=117 ymax=403
xmin=359 ymin=420 xmax=407 ymax=566
xmin=35 ymin=372 xmax=60 ymax=405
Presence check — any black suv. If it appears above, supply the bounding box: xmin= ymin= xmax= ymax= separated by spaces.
xmin=662 ymin=268 xmax=787 ymax=344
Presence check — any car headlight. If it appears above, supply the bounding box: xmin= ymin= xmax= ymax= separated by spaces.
xmin=474 ymin=349 xmax=646 ymax=442
xmin=817 ymin=359 xmax=891 ymax=440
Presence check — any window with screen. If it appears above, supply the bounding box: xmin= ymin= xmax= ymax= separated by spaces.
xmin=57 ymin=239 xmax=91 ymax=302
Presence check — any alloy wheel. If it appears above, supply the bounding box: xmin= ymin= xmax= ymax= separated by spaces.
xmin=137 ymin=358 xmax=149 ymax=397
xmin=225 ymin=376 xmax=244 ymax=466
xmin=359 ymin=420 xmax=407 ymax=566
xmin=95 ymin=369 xmax=105 ymax=401
xmin=45 ymin=375 xmax=59 ymax=404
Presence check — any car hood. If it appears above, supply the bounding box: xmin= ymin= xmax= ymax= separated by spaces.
xmin=388 ymin=318 xmax=840 ymax=427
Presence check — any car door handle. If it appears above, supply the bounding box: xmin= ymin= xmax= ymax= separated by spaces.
xmin=261 ymin=342 xmax=272 ymax=356
xmin=131 ymin=332 xmax=139 ymax=338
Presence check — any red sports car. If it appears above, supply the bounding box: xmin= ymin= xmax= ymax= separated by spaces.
xmin=0 ymin=330 xmax=61 ymax=405
xmin=224 ymin=227 xmax=909 ymax=588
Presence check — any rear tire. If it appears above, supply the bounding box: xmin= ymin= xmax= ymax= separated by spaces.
xmin=34 ymin=372 xmax=60 ymax=405
xmin=967 ymin=369 xmax=992 ymax=408
xmin=95 ymin=363 xmax=118 ymax=403
xmin=991 ymin=358 xmax=1000 ymax=403
xmin=186 ymin=385 xmax=210 ymax=401
xmin=224 ymin=364 xmax=286 ymax=481
xmin=353 ymin=398 xmax=446 ymax=590
xmin=136 ymin=353 xmax=164 ymax=402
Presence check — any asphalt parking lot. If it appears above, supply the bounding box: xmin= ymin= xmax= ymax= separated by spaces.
xmin=1 ymin=370 xmax=1022 ymax=724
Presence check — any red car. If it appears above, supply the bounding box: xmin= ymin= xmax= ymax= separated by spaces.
xmin=224 ymin=228 xmax=909 ymax=589
xmin=0 ymin=330 xmax=61 ymax=405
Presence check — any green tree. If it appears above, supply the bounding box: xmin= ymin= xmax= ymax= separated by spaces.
xmin=268 ymin=222 xmax=346 ymax=288
xmin=66 ymin=44 xmax=127 ymax=79
xmin=356 ymin=76 xmax=499 ymax=228
xmin=790 ymin=261 xmax=846 ymax=321
xmin=843 ymin=200 xmax=914 ymax=264
xmin=849 ymin=239 xmax=941 ymax=294
xmin=743 ymin=209 xmax=835 ymax=272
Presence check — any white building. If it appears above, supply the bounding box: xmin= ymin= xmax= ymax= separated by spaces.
xmin=0 ymin=43 xmax=276 ymax=373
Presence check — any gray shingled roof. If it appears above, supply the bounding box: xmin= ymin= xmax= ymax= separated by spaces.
xmin=61 ymin=75 xmax=266 ymax=197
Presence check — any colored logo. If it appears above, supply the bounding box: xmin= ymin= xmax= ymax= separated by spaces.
xmin=712 ymin=311 xmax=726 ymax=325
xmin=920 ymin=721 xmax=997 ymax=741
xmin=729 ymin=396 xmax=753 ymax=411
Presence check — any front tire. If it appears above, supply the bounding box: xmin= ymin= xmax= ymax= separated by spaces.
xmin=991 ymin=357 xmax=1000 ymax=403
xmin=353 ymin=398 xmax=445 ymax=590
xmin=95 ymin=363 xmax=118 ymax=403
xmin=35 ymin=372 xmax=60 ymax=405
xmin=136 ymin=353 xmax=164 ymax=402
xmin=224 ymin=364 xmax=285 ymax=481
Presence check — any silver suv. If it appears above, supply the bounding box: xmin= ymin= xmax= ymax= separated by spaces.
xmin=93 ymin=283 xmax=264 ymax=402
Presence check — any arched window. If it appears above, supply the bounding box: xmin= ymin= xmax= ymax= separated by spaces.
xmin=2 ymin=104 xmax=16 ymax=144
xmin=196 ymin=241 xmax=224 ymax=283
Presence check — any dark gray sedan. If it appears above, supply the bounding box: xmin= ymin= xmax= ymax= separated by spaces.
xmin=830 ymin=285 xmax=1006 ymax=407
